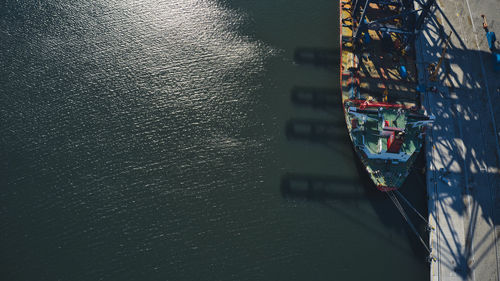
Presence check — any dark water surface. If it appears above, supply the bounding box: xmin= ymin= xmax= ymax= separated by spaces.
xmin=0 ymin=0 xmax=428 ymax=280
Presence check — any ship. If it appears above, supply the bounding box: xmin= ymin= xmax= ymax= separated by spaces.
xmin=339 ymin=0 xmax=434 ymax=191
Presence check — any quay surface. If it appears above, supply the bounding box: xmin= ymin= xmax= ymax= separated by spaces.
xmin=415 ymin=0 xmax=500 ymax=280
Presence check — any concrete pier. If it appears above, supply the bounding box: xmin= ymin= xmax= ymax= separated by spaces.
xmin=415 ymin=0 xmax=500 ymax=280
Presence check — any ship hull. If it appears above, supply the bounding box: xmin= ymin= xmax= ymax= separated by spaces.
xmin=339 ymin=0 xmax=427 ymax=191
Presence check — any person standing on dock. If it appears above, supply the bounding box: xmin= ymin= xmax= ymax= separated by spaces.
xmin=481 ymin=14 xmax=497 ymax=52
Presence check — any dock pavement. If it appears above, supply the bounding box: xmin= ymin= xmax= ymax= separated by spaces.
xmin=415 ymin=0 xmax=500 ymax=280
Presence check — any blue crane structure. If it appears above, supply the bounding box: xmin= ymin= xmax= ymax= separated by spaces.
xmin=350 ymin=0 xmax=437 ymax=47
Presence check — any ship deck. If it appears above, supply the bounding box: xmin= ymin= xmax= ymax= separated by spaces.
xmin=341 ymin=1 xmax=419 ymax=107
xmin=348 ymin=107 xmax=422 ymax=187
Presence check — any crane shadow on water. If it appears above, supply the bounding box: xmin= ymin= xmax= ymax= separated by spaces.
xmin=280 ymin=148 xmax=430 ymax=263
xmin=294 ymin=47 xmax=339 ymax=70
